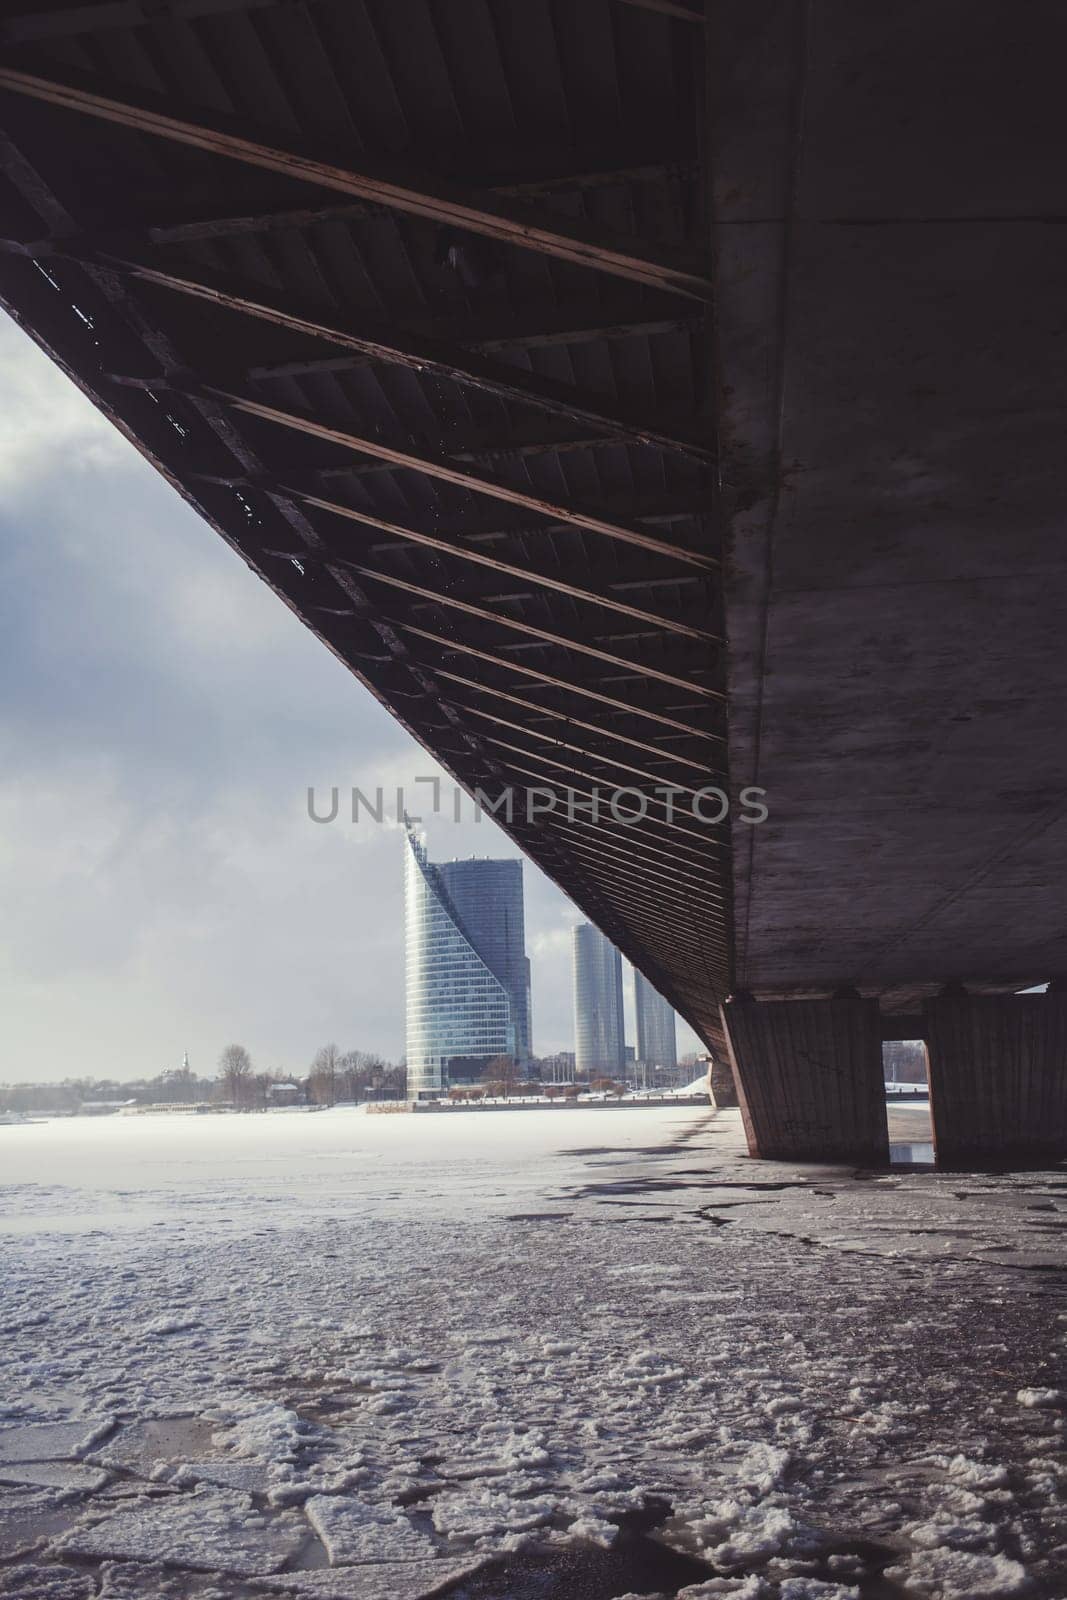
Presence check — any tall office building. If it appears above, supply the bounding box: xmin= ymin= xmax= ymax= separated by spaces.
xmin=572 ymin=923 xmax=625 ymax=1078
xmin=404 ymin=825 xmax=531 ymax=1097
xmin=633 ymin=968 xmax=678 ymax=1080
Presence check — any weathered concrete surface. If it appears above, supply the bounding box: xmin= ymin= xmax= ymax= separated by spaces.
xmin=925 ymin=991 xmax=1067 ymax=1165
xmin=721 ymin=994 xmax=888 ymax=1162
xmin=714 ymin=1 xmax=1067 ymax=1011
xmin=708 ymin=1056 xmax=739 ymax=1108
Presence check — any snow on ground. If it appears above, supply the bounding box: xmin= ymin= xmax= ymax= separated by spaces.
xmin=0 ymin=1105 xmax=1065 ymax=1599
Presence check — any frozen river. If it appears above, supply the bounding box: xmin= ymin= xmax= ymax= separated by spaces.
xmin=0 ymin=1105 xmax=644 ymax=1234
xmin=0 ymin=1104 xmax=1064 ymax=1600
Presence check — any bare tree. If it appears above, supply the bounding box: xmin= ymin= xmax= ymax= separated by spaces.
xmin=309 ymin=1042 xmax=341 ymax=1106
xmin=249 ymin=1072 xmax=275 ymax=1111
xmin=482 ymin=1054 xmax=521 ymax=1099
xmin=338 ymin=1049 xmax=394 ymax=1101
xmin=218 ymin=1043 xmax=253 ymax=1109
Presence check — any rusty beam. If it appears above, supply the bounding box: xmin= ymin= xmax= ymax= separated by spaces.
xmin=559 ymin=807 xmax=727 ymax=892
xmin=559 ymin=823 xmax=726 ymax=906
xmin=247 ymin=311 xmax=699 ymax=379
xmin=431 ymin=668 xmax=716 ymax=774
xmin=398 ymin=622 xmax=723 ymax=743
xmin=445 ymin=700 xmax=709 ymax=794
xmin=69 ymin=254 xmax=713 ymax=462
xmin=476 ymin=744 xmax=730 ymax=851
xmin=11 ymin=172 xmax=696 ymax=245
xmin=331 ymin=562 xmax=720 ymax=699
xmin=0 ymin=63 xmax=714 ymax=298
xmin=283 ymin=489 xmax=717 ymax=642
xmin=195 ymin=386 xmax=715 ymax=568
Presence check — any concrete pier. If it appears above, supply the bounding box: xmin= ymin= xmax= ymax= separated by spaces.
xmin=924 ymin=992 xmax=1067 ymax=1166
xmin=708 ymin=1056 xmax=739 ymax=1109
xmin=721 ymin=995 xmax=888 ymax=1164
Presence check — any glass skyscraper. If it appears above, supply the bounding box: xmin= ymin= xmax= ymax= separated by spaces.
xmin=633 ymin=968 xmax=678 ymax=1078
xmin=404 ymin=825 xmax=531 ymax=1097
xmin=572 ymin=923 xmax=625 ymax=1078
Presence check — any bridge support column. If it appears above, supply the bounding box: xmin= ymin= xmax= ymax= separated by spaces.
xmin=924 ymin=992 xmax=1067 ymax=1166
xmin=707 ymin=1055 xmax=739 ymax=1108
xmin=721 ymin=995 xmax=888 ymax=1163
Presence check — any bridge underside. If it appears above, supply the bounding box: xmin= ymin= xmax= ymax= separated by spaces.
xmin=2 ymin=2 xmax=1066 ymax=1161
xmin=0 ymin=0 xmax=730 ymax=1051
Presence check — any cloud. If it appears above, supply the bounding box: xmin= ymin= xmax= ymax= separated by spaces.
xmin=0 ymin=309 xmax=129 ymax=491
xmin=1 ymin=314 xmax=608 ymax=1081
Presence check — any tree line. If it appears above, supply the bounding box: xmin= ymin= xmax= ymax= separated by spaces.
xmin=216 ymin=1042 xmax=406 ymax=1108
xmin=0 ymin=1046 xmax=406 ymax=1115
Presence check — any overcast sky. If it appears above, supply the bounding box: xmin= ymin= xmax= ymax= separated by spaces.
xmin=0 ymin=315 xmax=701 ymax=1084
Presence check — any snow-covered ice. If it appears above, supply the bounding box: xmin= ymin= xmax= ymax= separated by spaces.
xmin=304 ymin=1494 xmax=436 ymax=1563
xmin=1 ymin=1103 xmax=1065 ymax=1597
xmin=56 ymin=1486 xmax=306 ymax=1575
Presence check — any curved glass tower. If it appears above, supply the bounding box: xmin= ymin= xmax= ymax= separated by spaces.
xmin=404 ymin=826 xmax=530 ymax=1097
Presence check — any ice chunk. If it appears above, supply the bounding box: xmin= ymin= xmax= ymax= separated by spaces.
xmin=170 ymin=1459 xmax=273 ymax=1494
xmin=1016 ymin=1387 xmax=1062 ymax=1409
xmin=946 ymin=1455 xmax=1009 ymax=1489
xmin=99 ymin=1562 xmax=250 ymax=1599
xmin=93 ymin=1419 xmax=215 ymax=1475
xmin=903 ymin=1512 xmax=997 ymax=1552
xmin=778 ymin=1583 xmax=861 ymax=1600
xmin=0 ymin=1565 xmax=95 ymax=1599
xmin=0 ymin=1485 xmax=78 ymax=1558
xmin=303 ymin=1495 xmax=436 ymax=1565
xmin=263 ymin=1558 xmax=489 ymax=1598
xmin=566 ymin=1511 xmax=618 ymax=1547
xmin=736 ymin=1442 xmax=791 ymax=1494
xmin=214 ymin=1403 xmax=318 ymax=1464
xmin=143 ymin=1314 xmax=200 ymax=1336
xmin=677 ymin=1579 xmax=769 ymax=1598
xmin=709 ymin=1503 xmax=797 ymax=1569
xmin=430 ymin=1487 xmax=558 ymax=1541
xmin=663 ymin=1498 xmax=798 ymax=1569
xmin=0 ymin=1421 xmax=109 ymax=1464
xmin=56 ymin=1487 xmax=305 ymax=1576
xmin=0 ymin=1462 xmax=108 ymax=1492
xmin=884 ymin=1548 xmax=1030 ymax=1597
